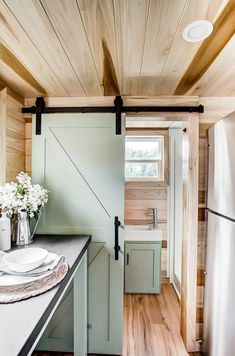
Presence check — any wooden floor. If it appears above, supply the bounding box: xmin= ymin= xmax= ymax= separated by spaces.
xmin=33 ymin=284 xmax=201 ymax=356
xmin=123 ymin=284 xmax=189 ymax=356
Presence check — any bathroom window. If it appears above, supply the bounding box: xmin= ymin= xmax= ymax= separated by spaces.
xmin=125 ymin=136 xmax=164 ymax=181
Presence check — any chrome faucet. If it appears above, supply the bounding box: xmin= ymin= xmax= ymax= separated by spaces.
xmin=146 ymin=208 xmax=158 ymax=230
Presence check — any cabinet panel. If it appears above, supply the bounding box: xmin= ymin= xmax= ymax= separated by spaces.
xmin=125 ymin=242 xmax=161 ymax=294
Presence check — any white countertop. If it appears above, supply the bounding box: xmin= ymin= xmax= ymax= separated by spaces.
xmin=0 ymin=234 xmax=91 ymax=356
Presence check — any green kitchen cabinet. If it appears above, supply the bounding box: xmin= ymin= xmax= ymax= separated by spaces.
xmin=125 ymin=242 xmax=161 ymax=294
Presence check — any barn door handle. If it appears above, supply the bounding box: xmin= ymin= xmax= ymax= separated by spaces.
xmin=126 ymin=253 xmax=129 ymax=265
xmin=114 ymin=216 xmax=121 ymax=260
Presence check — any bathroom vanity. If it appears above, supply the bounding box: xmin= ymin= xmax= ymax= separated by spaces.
xmin=124 ymin=226 xmax=162 ymax=294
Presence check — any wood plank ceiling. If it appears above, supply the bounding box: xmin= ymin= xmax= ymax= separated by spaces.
xmin=0 ymin=0 xmax=234 ymax=98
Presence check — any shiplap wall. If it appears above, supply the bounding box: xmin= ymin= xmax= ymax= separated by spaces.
xmin=0 ymin=88 xmax=25 ymax=183
xmin=25 ymin=122 xmax=32 ymax=176
xmin=125 ymin=181 xmax=168 ymax=282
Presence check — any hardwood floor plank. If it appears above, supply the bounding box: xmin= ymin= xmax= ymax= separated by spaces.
xmin=123 ymin=285 xmax=191 ymax=356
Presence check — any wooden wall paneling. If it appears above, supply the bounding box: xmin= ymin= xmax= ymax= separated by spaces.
xmin=25 ymin=122 xmax=32 ymax=139
xmin=113 ymin=0 xmax=150 ymax=95
xmin=24 ymin=95 xmax=199 ymax=108
xmin=181 ymin=115 xmax=199 ymax=352
xmin=153 ymin=0 xmax=227 ymax=95
xmin=0 ymin=1 xmax=67 ymax=97
xmin=138 ymin=0 xmax=186 ymax=95
xmin=176 ymin=1 xmax=235 ymax=95
xmin=122 ymin=96 xmax=199 ymax=107
xmin=0 ymin=89 xmax=7 ymax=185
xmin=188 ymin=34 xmax=235 ymax=97
xmin=125 ymin=199 xmax=167 ymax=210
xmin=41 ymin=0 xmax=103 ymax=96
xmin=76 ymin=0 xmax=120 ymax=95
xmin=5 ymin=0 xmax=86 ymax=96
xmin=6 ymin=91 xmax=25 ymax=182
xmin=0 ymin=88 xmax=25 ymax=184
xmin=125 ymin=187 xmax=167 ymax=200
xmin=126 ymin=119 xmax=175 ymax=128
xmin=25 ymin=122 xmax=32 ymax=176
xmin=125 ymin=208 xmax=167 ymax=222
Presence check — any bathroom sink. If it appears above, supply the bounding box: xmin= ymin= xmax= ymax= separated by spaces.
xmin=124 ymin=225 xmax=162 ymax=242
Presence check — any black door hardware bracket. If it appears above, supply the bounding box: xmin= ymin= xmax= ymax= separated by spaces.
xmin=114 ymin=96 xmax=123 ymax=135
xmin=22 ymin=96 xmax=204 ymax=136
xmin=35 ymin=97 xmax=45 ymax=135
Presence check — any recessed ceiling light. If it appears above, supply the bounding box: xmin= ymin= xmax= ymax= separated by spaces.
xmin=183 ymin=20 xmax=213 ymax=43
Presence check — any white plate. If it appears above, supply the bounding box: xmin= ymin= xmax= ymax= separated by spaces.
xmin=0 ymin=269 xmax=53 ymax=287
xmin=0 ymin=253 xmax=59 ymax=287
xmin=3 ymin=248 xmax=48 ymax=273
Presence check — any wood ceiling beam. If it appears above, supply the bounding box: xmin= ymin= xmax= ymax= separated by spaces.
xmin=0 ymin=42 xmax=46 ymax=95
xmin=102 ymin=39 xmax=120 ymax=96
xmin=175 ymin=0 xmax=235 ymax=95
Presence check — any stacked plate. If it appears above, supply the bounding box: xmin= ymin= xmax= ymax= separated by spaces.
xmin=0 ymin=248 xmax=68 ymax=302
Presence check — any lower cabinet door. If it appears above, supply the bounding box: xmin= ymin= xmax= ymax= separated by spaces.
xmin=125 ymin=242 xmax=161 ymax=294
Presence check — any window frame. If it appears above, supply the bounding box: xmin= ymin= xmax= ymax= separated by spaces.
xmin=125 ymin=134 xmax=165 ymax=182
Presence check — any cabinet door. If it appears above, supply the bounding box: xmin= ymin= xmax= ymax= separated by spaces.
xmin=125 ymin=243 xmax=161 ymax=294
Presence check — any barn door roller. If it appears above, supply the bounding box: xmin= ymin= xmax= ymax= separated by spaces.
xmin=114 ymin=96 xmax=123 ymax=135
xmin=35 ymin=97 xmax=45 ymax=135
xmin=22 ymin=96 xmax=204 ymax=136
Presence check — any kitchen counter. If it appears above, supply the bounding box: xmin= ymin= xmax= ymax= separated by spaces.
xmin=0 ymin=234 xmax=91 ymax=356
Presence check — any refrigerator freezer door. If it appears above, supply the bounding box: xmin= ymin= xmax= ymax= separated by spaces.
xmin=208 ymin=112 xmax=235 ymax=220
xmin=203 ymin=211 xmax=235 ymax=356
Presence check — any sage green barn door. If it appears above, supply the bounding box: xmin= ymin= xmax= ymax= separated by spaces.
xmin=32 ymin=113 xmax=125 ymax=354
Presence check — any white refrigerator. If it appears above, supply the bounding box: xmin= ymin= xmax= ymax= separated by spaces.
xmin=203 ymin=112 xmax=235 ymax=355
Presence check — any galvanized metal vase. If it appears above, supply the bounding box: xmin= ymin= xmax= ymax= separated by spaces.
xmin=11 ymin=211 xmax=40 ymax=246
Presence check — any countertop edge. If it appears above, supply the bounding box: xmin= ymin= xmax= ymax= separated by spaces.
xmin=18 ymin=235 xmax=91 ymax=356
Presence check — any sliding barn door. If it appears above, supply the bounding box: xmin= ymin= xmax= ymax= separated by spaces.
xmin=32 ymin=113 xmax=125 ymax=354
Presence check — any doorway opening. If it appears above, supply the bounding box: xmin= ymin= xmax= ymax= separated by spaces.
xmin=123 ymin=114 xmax=199 ymax=355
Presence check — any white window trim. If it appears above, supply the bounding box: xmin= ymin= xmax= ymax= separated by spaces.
xmin=125 ymin=135 xmax=164 ymax=182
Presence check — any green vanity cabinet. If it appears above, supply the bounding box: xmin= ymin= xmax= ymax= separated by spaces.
xmin=125 ymin=242 xmax=161 ymax=294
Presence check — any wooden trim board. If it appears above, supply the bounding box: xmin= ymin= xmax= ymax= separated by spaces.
xmin=181 ymin=116 xmax=199 ymax=351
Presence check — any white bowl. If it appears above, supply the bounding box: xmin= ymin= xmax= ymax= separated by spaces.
xmin=3 ymin=248 xmax=48 ymax=273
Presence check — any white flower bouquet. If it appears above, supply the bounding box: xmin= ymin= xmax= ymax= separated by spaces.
xmin=0 ymin=172 xmax=49 ymax=218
